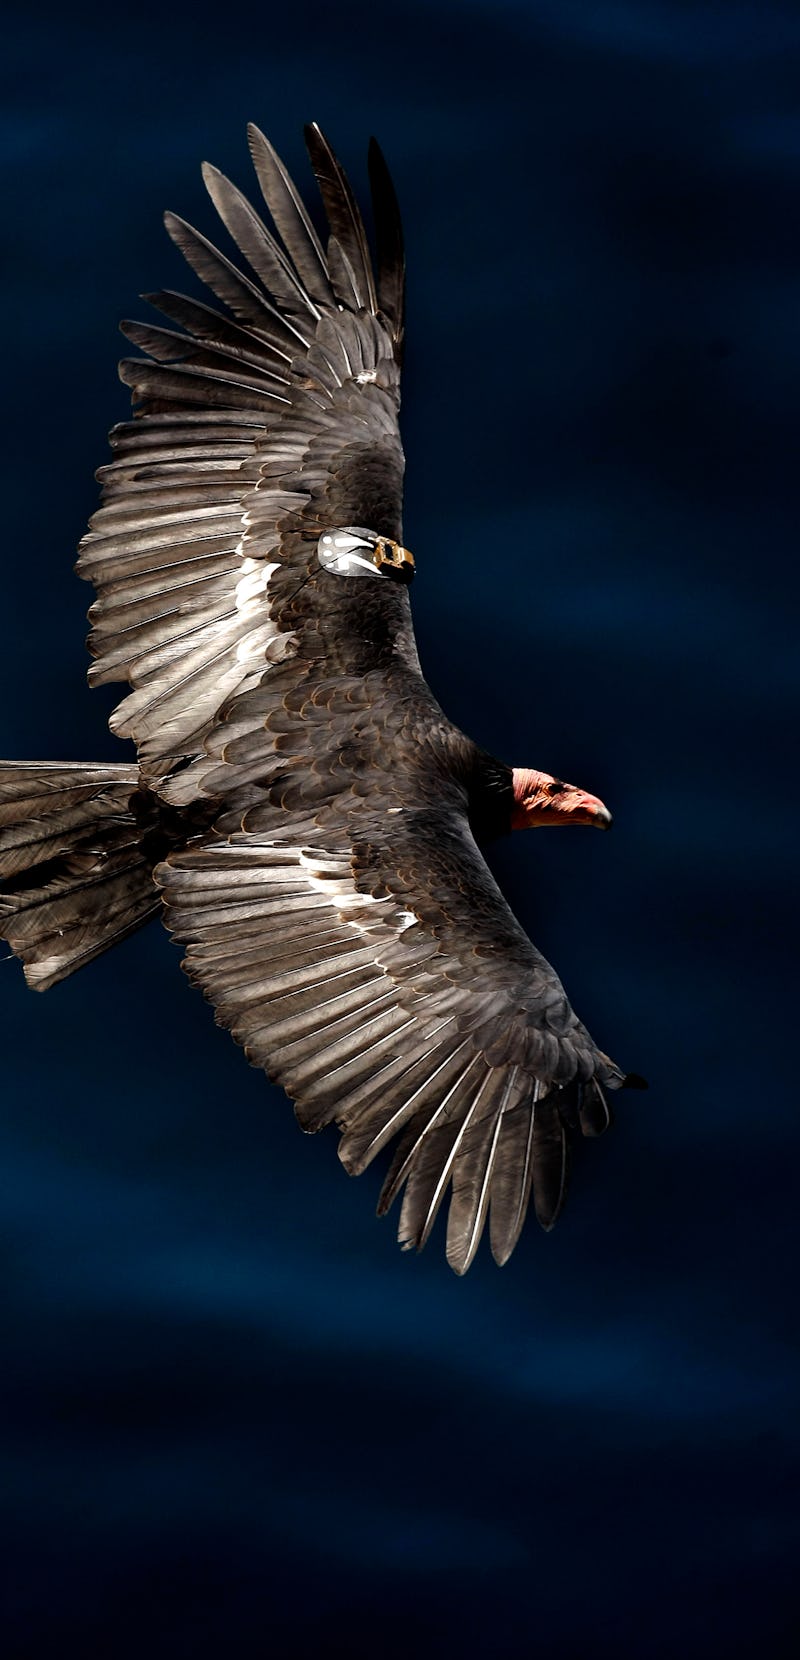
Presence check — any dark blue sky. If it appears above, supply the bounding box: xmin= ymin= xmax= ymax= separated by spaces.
xmin=2 ymin=2 xmax=798 ymax=1655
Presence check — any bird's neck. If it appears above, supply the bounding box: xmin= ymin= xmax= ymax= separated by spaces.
xmin=465 ymin=752 xmax=515 ymax=843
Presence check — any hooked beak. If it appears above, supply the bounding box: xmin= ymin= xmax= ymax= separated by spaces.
xmin=511 ymin=768 xmax=612 ymax=830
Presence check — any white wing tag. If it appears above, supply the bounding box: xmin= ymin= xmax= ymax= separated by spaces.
xmin=317 ymin=528 xmax=415 ymax=583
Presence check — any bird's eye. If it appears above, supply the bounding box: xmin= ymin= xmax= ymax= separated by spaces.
xmin=550 ymin=779 xmax=564 ymax=794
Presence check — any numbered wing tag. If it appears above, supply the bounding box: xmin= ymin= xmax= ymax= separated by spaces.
xmin=317 ymin=528 xmax=415 ymax=583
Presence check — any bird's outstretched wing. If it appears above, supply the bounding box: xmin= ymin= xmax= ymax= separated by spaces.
xmin=77 ymin=125 xmax=407 ymax=778
xmin=157 ymin=786 xmax=624 ymax=1273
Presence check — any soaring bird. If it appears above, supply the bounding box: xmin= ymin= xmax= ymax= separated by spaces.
xmin=0 ymin=123 xmax=643 ymax=1273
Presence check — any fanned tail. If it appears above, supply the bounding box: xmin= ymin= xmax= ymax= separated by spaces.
xmin=0 ymin=762 xmax=159 ymax=990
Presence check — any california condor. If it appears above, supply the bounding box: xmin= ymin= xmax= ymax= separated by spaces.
xmin=0 ymin=123 xmax=643 ymax=1273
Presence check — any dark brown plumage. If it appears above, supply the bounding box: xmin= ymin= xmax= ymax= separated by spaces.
xmin=0 ymin=123 xmax=642 ymax=1273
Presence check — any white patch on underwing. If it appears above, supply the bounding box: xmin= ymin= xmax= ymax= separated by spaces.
xmin=235 ymin=560 xmax=279 ymax=614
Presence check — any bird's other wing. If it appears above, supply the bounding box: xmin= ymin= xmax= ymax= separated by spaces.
xmin=157 ymin=799 xmax=626 ymax=1274
xmin=77 ymin=124 xmax=408 ymax=781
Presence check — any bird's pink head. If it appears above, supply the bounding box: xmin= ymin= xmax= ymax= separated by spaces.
xmin=511 ymin=768 xmax=612 ymax=831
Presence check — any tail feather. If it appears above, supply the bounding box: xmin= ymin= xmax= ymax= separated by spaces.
xmin=0 ymin=762 xmax=160 ymax=990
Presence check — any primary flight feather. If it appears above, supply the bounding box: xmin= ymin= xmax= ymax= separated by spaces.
xmin=0 ymin=123 xmax=643 ymax=1273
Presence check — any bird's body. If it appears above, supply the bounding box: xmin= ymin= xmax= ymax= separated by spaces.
xmin=0 ymin=123 xmax=641 ymax=1272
